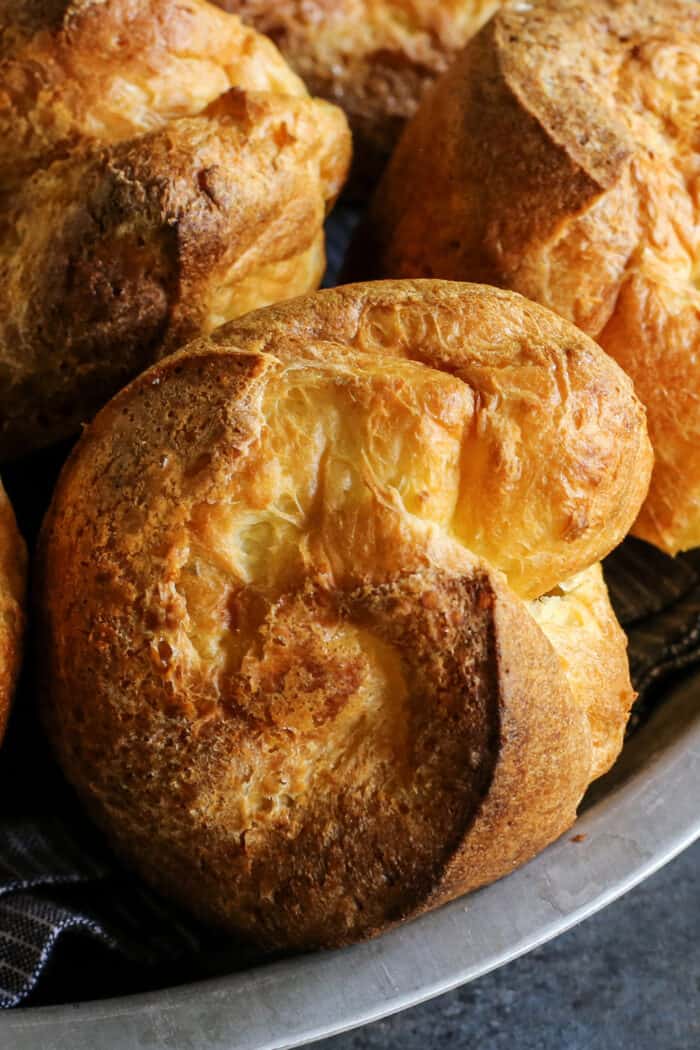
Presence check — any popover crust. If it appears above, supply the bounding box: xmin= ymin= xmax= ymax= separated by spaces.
xmin=39 ymin=281 xmax=650 ymax=947
xmin=218 ymin=0 xmax=500 ymax=181
xmin=0 ymin=0 xmax=351 ymax=458
xmin=0 ymin=0 xmax=307 ymax=185
xmin=0 ymin=482 xmax=26 ymax=741
xmin=366 ymin=0 xmax=700 ymax=554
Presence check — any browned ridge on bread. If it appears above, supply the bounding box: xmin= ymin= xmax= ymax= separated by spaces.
xmin=0 ymin=481 xmax=26 ymax=743
xmin=217 ymin=0 xmax=500 ymax=185
xmin=0 ymin=0 xmax=351 ymax=459
xmin=38 ymin=281 xmax=652 ymax=949
xmin=364 ymin=0 xmax=700 ymax=555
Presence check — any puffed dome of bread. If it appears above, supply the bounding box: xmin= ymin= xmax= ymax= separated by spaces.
xmin=365 ymin=0 xmax=700 ymax=555
xmin=0 ymin=482 xmax=26 ymax=743
xmin=0 ymin=0 xmax=350 ymax=459
xmin=217 ymin=0 xmax=500 ymax=183
xmin=38 ymin=281 xmax=651 ymax=948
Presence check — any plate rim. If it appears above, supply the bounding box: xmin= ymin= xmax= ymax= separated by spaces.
xmin=2 ymin=670 xmax=700 ymax=1050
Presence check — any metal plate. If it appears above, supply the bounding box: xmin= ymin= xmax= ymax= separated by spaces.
xmin=2 ymin=667 xmax=699 ymax=1050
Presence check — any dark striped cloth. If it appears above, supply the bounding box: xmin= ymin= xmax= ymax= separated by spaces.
xmin=0 ymin=811 xmax=207 ymax=1007
xmin=605 ymin=541 xmax=700 ymax=727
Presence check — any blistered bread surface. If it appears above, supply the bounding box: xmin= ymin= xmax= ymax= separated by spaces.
xmin=39 ymin=281 xmax=650 ymax=946
xmin=368 ymin=0 xmax=700 ymax=553
xmin=0 ymin=0 xmax=351 ymax=458
xmin=0 ymin=0 xmax=306 ymax=183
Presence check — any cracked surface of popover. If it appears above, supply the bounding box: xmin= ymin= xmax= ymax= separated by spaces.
xmin=38 ymin=281 xmax=652 ymax=949
xmin=0 ymin=0 xmax=351 ymax=459
xmin=367 ymin=0 xmax=700 ymax=554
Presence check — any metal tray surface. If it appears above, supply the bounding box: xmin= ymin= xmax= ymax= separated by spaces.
xmin=2 ymin=667 xmax=698 ymax=1050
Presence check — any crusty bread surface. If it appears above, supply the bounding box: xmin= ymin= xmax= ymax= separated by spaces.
xmin=217 ymin=0 xmax=500 ymax=182
xmin=366 ymin=0 xmax=700 ymax=554
xmin=0 ymin=482 xmax=25 ymax=742
xmin=38 ymin=281 xmax=651 ymax=948
xmin=0 ymin=0 xmax=307 ymax=185
xmin=0 ymin=0 xmax=351 ymax=459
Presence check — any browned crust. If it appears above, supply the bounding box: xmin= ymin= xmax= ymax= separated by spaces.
xmin=38 ymin=280 xmax=647 ymax=947
xmin=529 ymin=563 xmax=635 ymax=780
xmin=361 ymin=11 xmax=635 ymax=289
xmin=0 ymin=0 xmax=307 ymax=186
xmin=0 ymin=0 xmax=351 ymax=459
xmin=0 ymin=481 xmax=26 ymax=740
xmin=202 ymin=280 xmax=653 ymax=599
xmin=0 ymin=90 xmax=349 ymax=459
xmin=427 ymin=574 xmax=590 ymax=909
xmin=365 ymin=0 xmax=700 ymax=553
xmin=218 ymin=0 xmax=500 ymax=184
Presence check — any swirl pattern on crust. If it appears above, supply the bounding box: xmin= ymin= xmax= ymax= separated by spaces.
xmin=38 ymin=281 xmax=652 ymax=948
xmin=365 ymin=0 xmax=700 ymax=554
xmin=0 ymin=0 xmax=351 ymax=459
xmin=0 ymin=481 xmax=25 ymax=742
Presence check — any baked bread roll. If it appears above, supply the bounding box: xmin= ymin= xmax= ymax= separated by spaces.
xmin=0 ymin=482 xmax=26 ymax=742
xmin=38 ymin=281 xmax=652 ymax=949
xmin=0 ymin=0 xmax=306 ymax=186
xmin=364 ymin=0 xmax=700 ymax=554
xmin=217 ymin=0 xmax=500 ymax=183
xmin=0 ymin=0 xmax=350 ymax=459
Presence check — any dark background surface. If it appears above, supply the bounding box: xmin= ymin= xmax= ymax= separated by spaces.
xmin=315 ymin=840 xmax=699 ymax=1050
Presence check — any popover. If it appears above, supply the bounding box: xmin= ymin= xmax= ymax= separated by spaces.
xmin=38 ymin=281 xmax=652 ymax=948
xmin=365 ymin=0 xmax=700 ymax=554
xmin=0 ymin=0 xmax=351 ymax=459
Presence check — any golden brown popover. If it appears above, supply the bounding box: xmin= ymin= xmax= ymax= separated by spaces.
xmin=218 ymin=0 xmax=500 ymax=182
xmin=365 ymin=0 xmax=700 ymax=554
xmin=38 ymin=281 xmax=652 ymax=949
xmin=0 ymin=482 xmax=26 ymax=742
xmin=0 ymin=0 xmax=351 ymax=459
